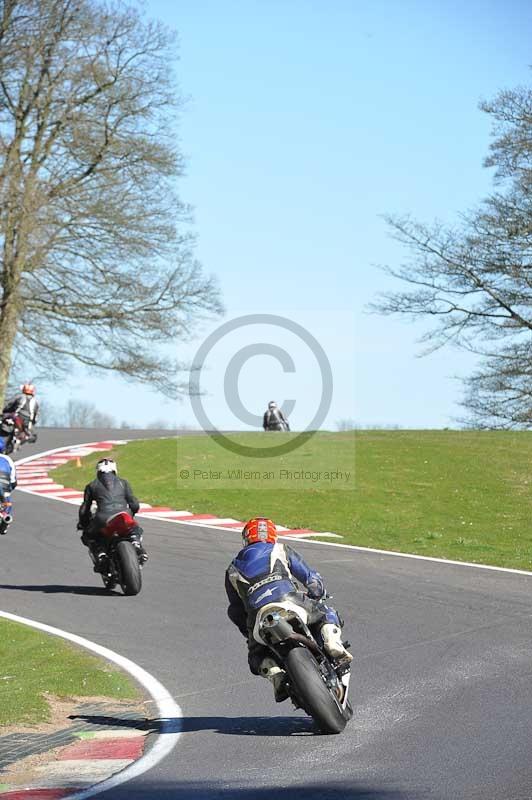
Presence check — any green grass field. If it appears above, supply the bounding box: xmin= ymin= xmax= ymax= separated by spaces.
xmin=0 ymin=619 xmax=139 ymax=726
xmin=52 ymin=430 xmax=532 ymax=570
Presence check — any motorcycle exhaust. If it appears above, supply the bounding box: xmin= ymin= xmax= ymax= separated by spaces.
xmin=2 ymin=515 xmax=12 ymax=525
xmin=261 ymin=612 xmax=294 ymax=643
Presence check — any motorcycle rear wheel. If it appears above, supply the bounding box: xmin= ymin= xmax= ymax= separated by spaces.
xmin=286 ymin=646 xmax=348 ymax=735
xmin=116 ymin=540 xmax=142 ymax=596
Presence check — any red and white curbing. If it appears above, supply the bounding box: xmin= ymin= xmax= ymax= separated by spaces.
xmin=15 ymin=441 xmax=341 ymax=540
xmin=0 ymin=732 xmax=148 ymax=798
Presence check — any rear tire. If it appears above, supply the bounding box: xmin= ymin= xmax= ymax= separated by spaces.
xmin=116 ymin=540 xmax=142 ymax=596
xmin=286 ymin=647 xmax=347 ymax=735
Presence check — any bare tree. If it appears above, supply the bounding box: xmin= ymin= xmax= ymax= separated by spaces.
xmin=37 ymin=397 xmax=115 ymax=426
xmin=146 ymin=417 xmax=173 ymax=429
xmin=0 ymin=0 xmax=221 ymax=406
xmin=65 ymin=399 xmax=115 ymax=427
xmin=335 ymin=419 xmax=356 ymax=431
xmin=373 ymin=80 xmax=532 ymax=428
xmin=34 ymin=396 xmax=56 ymax=425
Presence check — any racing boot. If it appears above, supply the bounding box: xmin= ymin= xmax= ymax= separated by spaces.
xmin=320 ymin=623 xmax=353 ymax=661
xmin=259 ymin=657 xmax=289 ymax=703
xmin=89 ymin=544 xmax=108 ymax=573
xmin=131 ymin=532 xmax=148 ymax=564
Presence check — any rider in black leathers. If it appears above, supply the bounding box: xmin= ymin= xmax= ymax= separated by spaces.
xmin=78 ymin=458 xmax=147 ymax=570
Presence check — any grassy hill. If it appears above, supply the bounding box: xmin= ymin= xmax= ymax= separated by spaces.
xmin=52 ymin=430 xmax=532 ymax=570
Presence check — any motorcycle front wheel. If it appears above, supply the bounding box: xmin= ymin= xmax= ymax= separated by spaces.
xmin=286 ymin=646 xmax=348 ymax=735
xmin=116 ymin=540 xmax=142 ymax=596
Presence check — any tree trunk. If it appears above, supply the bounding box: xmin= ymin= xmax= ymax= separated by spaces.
xmin=0 ymin=288 xmax=20 ymax=406
xmin=0 ymin=176 xmax=26 ymax=408
xmin=0 ymin=0 xmax=222 ymax=397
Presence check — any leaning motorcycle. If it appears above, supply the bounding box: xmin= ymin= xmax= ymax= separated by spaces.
xmin=0 ymin=416 xmax=17 ymax=454
xmin=254 ymin=597 xmax=353 ymax=734
xmin=92 ymin=511 xmax=145 ymax=596
xmin=0 ymin=414 xmax=37 ymax=454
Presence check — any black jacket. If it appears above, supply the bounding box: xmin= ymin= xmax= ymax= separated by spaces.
xmin=78 ymin=474 xmax=140 ymax=527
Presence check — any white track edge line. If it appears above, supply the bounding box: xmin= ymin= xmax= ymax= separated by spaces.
xmin=145 ymin=519 xmax=532 ymax=577
xmin=18 ymin=442 xmax=532 ymax=580
xmin=0 ymin=609 xmax=182 ymax=799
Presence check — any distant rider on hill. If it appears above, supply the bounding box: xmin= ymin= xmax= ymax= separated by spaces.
xmin=225 ymin=517 xmax=351 ymax=702
xmin=77 ymin=458 xmax=147 ymax=571
xmin=262 ymin=401 xmax=290 ymax=432
xmin=3 ymin=384 xmax=39 ymax=437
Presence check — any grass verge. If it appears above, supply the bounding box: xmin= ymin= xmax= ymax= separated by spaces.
xmin=0 ymin=618 xmax=139 ymax=726
xmin=52 ymin=430 xmax=532 ymax=570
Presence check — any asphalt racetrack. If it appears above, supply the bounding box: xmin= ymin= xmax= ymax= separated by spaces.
xmin=2 ymin=429 xmax=532 ymax=799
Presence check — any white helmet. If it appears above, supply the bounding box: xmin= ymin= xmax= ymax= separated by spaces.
xmin=268 ymin=400 xmax=277 ymax=409
xmin=96 ymin=458 xmax=117 ymax=475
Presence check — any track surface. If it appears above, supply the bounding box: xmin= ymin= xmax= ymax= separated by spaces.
xmin=2 ymin=429 xmax=532 ymax=799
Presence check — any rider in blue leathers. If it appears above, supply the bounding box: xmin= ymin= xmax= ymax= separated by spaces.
xmin=0 ymin=453 xmax=17 ymax=530
xmin=225 ymin=517 xmax=351 ymax=701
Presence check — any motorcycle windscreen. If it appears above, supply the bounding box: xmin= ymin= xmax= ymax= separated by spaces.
xmin=247 ymin=579 xmax=296 ymax=609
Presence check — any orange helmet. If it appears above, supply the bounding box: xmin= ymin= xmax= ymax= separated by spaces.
xmin=21 ymin=383 xmax=35 ymax=396
xmin=242 ymin=517 xmax=277 ymax=546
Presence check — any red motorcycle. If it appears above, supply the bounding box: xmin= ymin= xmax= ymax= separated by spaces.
xmin=97 ymin=512 xmax=145 ymax=596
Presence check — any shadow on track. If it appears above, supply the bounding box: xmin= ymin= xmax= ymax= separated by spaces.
xmin=69 ymin=713 xmax=157 ymax=731
xmin=0 ymin=583 xmax=116 ymax=595
xmin=107 ymin=780 xmax=417 ymax=800
xmin=70 ymin=713 xmax=316 ymax=736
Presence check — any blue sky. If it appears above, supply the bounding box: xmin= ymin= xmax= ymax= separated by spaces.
xmin=44 ymin=0 xmax=532 ymax=429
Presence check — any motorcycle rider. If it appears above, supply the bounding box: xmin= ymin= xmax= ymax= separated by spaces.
xmin=0 ymin=452 xmax=17 ymax=530
xmin=3 ymin=384 xmax=39 ymax=437
xmin=225 ymin=517 xmax=351 ymax=702
xmin=77 ymin=458 xmax=147 ymax=571
xmin=263 ymin=401 xmax=290 ymax=432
